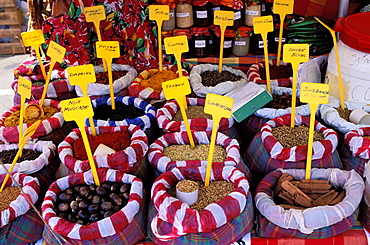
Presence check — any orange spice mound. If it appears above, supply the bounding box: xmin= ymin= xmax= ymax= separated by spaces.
xmin=141 ymin=70 xmax=177 ymax=92
xmin=4 ymin=106 xmax=59 ymax=127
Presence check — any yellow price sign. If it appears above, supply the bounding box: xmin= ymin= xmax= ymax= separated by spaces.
xmin=67 ymin=64 xmax=97 ymax=136
xmin=204 ymin=93 xmax=234 ymax=187
xmin=283 ymin=43 xmax=309 ymax=127
xmin=214 ymin=10 xmax=234 ymax=72
xmin=84 ymin=5 xmax=106 ymax=23
xmin=299 ymin=82 xmax=330 ymax=180
xmin=148 ymin=5 xmax=170 ymax=23
xmin=21 ymin=29 xmax=45 ymax=47
xmin=47 ymin=40 xmax=66 ymax=64
xmin=17 ymin=76 xmax=32 ymax=144
xmin=164 ymin=35 xmax=188 ymax=78
xmin=61 ymin=97 xmax=100 ymax=186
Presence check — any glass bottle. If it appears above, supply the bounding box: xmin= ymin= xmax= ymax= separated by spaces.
xmin=190 ymin=27 xmax=210 ymax=57
xmin=193 ymin=2 xmax=212 ymax=27
xmin=232 ymin=26 xmax=252 ymax=56
xmin=176 ymin=3 xmax=194 ymax=28
xmin=213 ymin=28 xmax=234 ymax=57
xmin=162 ymin=8 xmax=176 ymax=31
xmin=244 ymin=3 xmax=261 ymax=26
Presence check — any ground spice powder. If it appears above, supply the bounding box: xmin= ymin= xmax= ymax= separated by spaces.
xmin=0 ymin=186 xmax=21 ymax=211
xmin=173 ymin=105 xmax=212 ymax=121
xmin=272 ymin=125 xmax=325 ymax=148
xmin=163 ymin=144 xmax=226 ymax=162
xmin=4 ymin=106 xmax=58 ymax=127
xmin=141 ymin=70 xmax=177 ymax=91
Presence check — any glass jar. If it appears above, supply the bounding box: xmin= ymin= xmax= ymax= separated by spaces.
xmin=176 ymin=3 xmax=194 ymax=28
xmin=213 ymin=29 xmax=234 ymax=57
xmin=193 ymin=2 xmax=212 ymax=27
xmin=232 ymin=27 xmax=251 ymax=56
xmin=249 ymin=33 xmax=265 ymax=55
xmin=220 ymin=5 xmax=243 ymax=30
xmin=162 ymin=8 xmax=176 ymax=31
xmin=190 ymin=27 xmax=210 ymax=58
xmin=244 ymin=3 xmax=261 ymax=26
xmin=172 ymin=28 xmax=192 ymax=58
xmin=267 ymin=14 xmax=287 ymax=54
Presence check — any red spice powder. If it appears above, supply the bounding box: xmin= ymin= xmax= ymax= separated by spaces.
xmin=73 ymin=131 xmax=131 ymax=160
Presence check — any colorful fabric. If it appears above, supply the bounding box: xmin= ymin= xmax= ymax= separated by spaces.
xmin=245 ymin=130 xmax=343 ymax=182
xmin=248 ymin=60 xmax=293 ymax=87
xmin=340 ymin=143 xmax=367 ymax=176
xmin=58 ymin=125 xmax=148 ymax=174
xmin=0 ymin=141 xmax=55 ymax=175
xmin=172 ymin=29 xmax=192 ymax=39
xmin=0 ymin=99 xmax=64 ymax=143
xmin=42 ymin=168 xmax=145 ymax=241
xmin=261 ymin=115 xmax=338 ymax=161
xmin=155 ymin=0 xmax=176 ymax=9
xmin=193 ymin=0 xmax=210 ymax=6
xmin=148 ymin=131 xmax=241 ymax=173
xmin=255 ymin=168 xmax=362 ymax=239
xmin=38 ymin=121 xmax=77 ymax=146
xmin=30 ymin=154 xmax=60 ymax=194
xmin=235 ymin=26 xmax=253 ymax=38
xmin=0 ymin=173 xmax=40 ymax=228
xmin=88 ymin=96 xmax=156 ymax=130
xmin=191 ymin=27 xmax=211 ymax=36
xmin=150 ymin=165 xmax=250 ymax=240
xmin=220 ymin=0 xmax=243 ymax=10
xmin=128 ymin=65 xmax=188 ymax=100
xmin=156 ymin=98 xmax=234 ymax=132
xmin=293 ymin=0 xmax=340 ymax=22
xmin=148 ymin=192 xmax=254 ymax=244
xmin=344 ymin=127 xmax=370 ymax=160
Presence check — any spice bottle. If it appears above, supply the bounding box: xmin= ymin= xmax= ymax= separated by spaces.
xmin=176 ymin=0 xmax=193 ymax=28
xmin=245 ymin=0 xmax=261 ymax=26
xmin=220 ymin=0 xmax=244 ymax=30
xmin=156 ymin=0 xmax=177 ymax=31
xmin=172 ymin=28 xmax=192 ymax=58
xmin=193 ymin=0 xmax=212 ymax=27
xmin=190 ymin=27 xmax=210 ymax=57
xmin=232 ymin=26 xmax=252 ymax=56
xmin=212 ymin=26 xmax=234 ymax=57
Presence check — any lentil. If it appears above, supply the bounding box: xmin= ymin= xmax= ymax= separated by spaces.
xmin=176 ymin=180 xmax=198 ymax=193
xmin=168 ymin=180 xmax=234 ymax=212
xmin=163 ymin=144 xmax=226 ymax=162
xmin=201 ymin=70 xmax=242 ymax=87
xmin=96 ymin=70 xmax=128 ymax=85
xmin=173 ymin=105 xmax=212 ymax=121
xmin=271 ymin=125 xmax=324 ymax=148
xmin=0 ymin=186 xmax=21 ymax=211
xmin=336 ymin=107 xmax=352 ymax=121
xmin=4 ymin=106 xmax=58 ymax=127
xmin=259 ymin=65 xmax=293 ymax=80
xmin=0 ymin=149 xmax=42 ymax=163
xmin=264 ymin=93 xmax=305 ymax=109
xmin=93 ymin=102 xmax=145 ymax=121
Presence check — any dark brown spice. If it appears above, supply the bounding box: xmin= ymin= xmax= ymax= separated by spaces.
xmin=264 ymin=93 xmax=305 ymax=109
xmin=0 ymin=149 xmax=42 ymax=163
xmin=0 ymin=186 xmax=21 ymax=211
xmin=93 ymin=102 xmax=145 ymax=121
xmin=201 ymin=71 xmax=242 ymax=87
xmin=96 ymin=71 xmax=128 ymax=85
xmin=259 ymin=65 xmax=293 ymax=80
xmin=272 ymin=125 xmax=325 ymax=148
xmin=336 ymin=107 xmax=352 ymax=122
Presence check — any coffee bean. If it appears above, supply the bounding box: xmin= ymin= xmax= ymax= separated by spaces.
xmin=201 ymin=71 xmax=242 ymax=87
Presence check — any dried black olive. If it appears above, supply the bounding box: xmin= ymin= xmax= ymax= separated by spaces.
xmin=79 ymin=201 xmax=89 ymax=209
xmin=74 ymin=185 xmax=81 ymax=192
xmin=112 ymin=195 xmax=123 ymax=206
xmin=120 ymin=184 xmax=130 ymax=193
xmin=89 ymin=184 xmax=97 ymax=192
xmin=96 ymin=186 xmax=106 ymax=196
xmin=92 ymin=195 xmax=100 ymax=204
xmin=78 ymin=210 xmax=89 ymax=220
xmin=68 ymin=213 xmax=78 ymax=223
xmin=103 ymin=211 xmax=113 ymax=218
xmin=59 ymin=212 xmax=67 ymax=220
xmin=75 ymin=195 xmax=83 ymax=203
xmin=89 ymin=213 xmax=100 ymax=222
xmin=58 ymin=203 xmax=70 ymax=212
xmin=122 ymin=192 xmax=129 ymax=200
xmin=110 ymin=183 xmax=120 ymax=193
xmin=76 ymin=220 xmax=84 ymax=225
xmin=70 ymin=201 xmax=79 ymax=211
xmin=87 ymin=195 xmax=93 ymax=200
xmin=101 ymin=182 xmax=112 ymax=190
xmin=79 ymin=186 xmax=90 ymax=197
xmin=88 ymin=204 xmax=99 ymax=214
xmin=101 ymin=202 xmax=114 ymax=211
xmin=100 ymin=197 xmax=108 ymax=203
xmin=113 ymin=205 xmax=121 ymax=212
xmin=59 ymin=193 xmax=72 ymax=202
xmin=65 ymin=188 xmax=74 ymax=195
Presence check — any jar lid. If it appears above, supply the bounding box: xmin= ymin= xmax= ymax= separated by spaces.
xmin=211 ymin=26 xmax=235 ymax=37
xmin=154 ymin=1 xmax=176 ymax=9
xmin=176 ymin=0 xmax=192 ymax=4
xmin=193 ymin=0 xmax=210 ymax=6
xmin=191 ymin=27 xmax=210 ymax=36
xmin=220 ymin=0 xmax=243 ymax=10
xmin=162 ymin=31 xmax=173 ymax=38
xmin=246 ymin=0 xmax=261 ymax=6
xmin=236 ymin=26 xmax=253 ymax=37
xmin=172 ymin=28 xmax=192 ymax=39
xmin=334 ymin=12 xmax=370 ymax=53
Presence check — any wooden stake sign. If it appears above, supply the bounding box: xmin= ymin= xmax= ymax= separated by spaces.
xmin=314 ymin=17 xmax=344 ymax=109
xmin=67 ymin=64 xmax=97 ymax=136
xmin=162 ymin=77 xmax=195 ymax=147
xmin=213 ymin=10 xmax=234 ymax=73
xmin=253 ymin=15 xmax=274 ymax=92
xmin=273 ymin=0 xmax=293 ymax=66
xmin=300 ymin=82 xmax=330 ymax=179
xmin=17 ymin=77 xmax=32 ymax=144
xmin=283 ymin=43 xmax=309 ymax=127
xmin=96 ymin=41 xmax=120 ymax=110
xmin=204 ymin=93 xmax=234 ymax=187
xmin=21 ymin=30 xmax=47 ymax=80
xmin=60 ymin=97 xmax=100 ymax=186
xmin=148 ymin=5 xmax=170 ymax=71
xmin=0 ymin=120 xmax=41 ymax=192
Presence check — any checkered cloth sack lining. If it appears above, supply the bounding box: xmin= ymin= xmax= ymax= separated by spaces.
xmin=42 ymin=168 xmax=144 ymax=240
xmin=151 ymin=165 xmax=249 ymax=241
xmin=58 ymin=125 xmax=148 ymax=173
xmin=88 ymin=96 xmax=156 ymax=130
xmin=156 ymin=97 xmax=233 ymax=132
xmin=128 ymin=65 xmax=188 ymax=100
xmin=147 ymin=192 xmax=254 ymax=245
xmin=0 ymin=99 xmax=64 ymax=143
xmin=148 ymin=130 xmax=240 ymax=173
xmin=0 ymin=141 xmax=55 ymax=175
xmin=75 ymin=64 xmax=137 ymax=97
xmin=340 ymin=143 xmax=367 ymax=176
xmin=255 ymin=168 xmax=363 ymax=238
xmin=0 ymin=173 xmax=39 ymax=228
xmin=247 ymin=60 xmax=292 ymax=87
xmin=261 ymin=114 xmax=338 ymax=161
xmin=189 ymin=64 xmax=248 ymax=97
xmin=345 ymin=127 xmax=370 ymax=160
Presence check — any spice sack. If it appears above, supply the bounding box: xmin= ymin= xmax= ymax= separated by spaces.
xmin=360 ymin=163 xmax=370 ymax=232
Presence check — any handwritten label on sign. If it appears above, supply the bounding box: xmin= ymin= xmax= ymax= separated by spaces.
xmin=47 ymin=40 xmax=66 ymax=63
xmin=300 ymin=82 xmax=330 ymax=104
xmin=283 ymin=43 xmax=309 ymax=63
xmin=61 ymin=97 xmax=94 ymax=121
xmin=162 ymin=77 xmax=190 ymax=99
xmin=164 ymin=35 xmax=189 ymax=55
xmin=18 ymin=77 xmax=31 ymax=99
xmin=85 ymin=5 xmax=106 ymax=22
xmin=68 ymin=64 xmax=96 ymax=86
xmin=204 ymin=93 xmax=234 ymax=118
xmin=96 ymin=41 xmax=120 ymax=58
xmin=273 ymin=0 xmax=294 ymax=14
xmin=253 ymin=16 xmax=274 ymax=34
xmin=21 ymin=30 xmax=44 ymax=47
xmin=214 ymin=10 xmax=234 ymax=26
xmin=148 ymin=5 xmax=170 ymax=22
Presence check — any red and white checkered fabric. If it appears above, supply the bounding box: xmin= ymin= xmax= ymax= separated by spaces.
xmin=247 ymin=60 xmax=292 ymax=87
xmin=0 ymin=173 xmax=40 ymax=228
xmin=261 ymin=114 xmax=338 ymax=161
xmin=128 ymin=65 xmax=188 ymax=100
xmin=42 ymin=168 xmax=143 ymax=240
xmin=148 ymin=131 xmax=240 ymax=173
xmin=58 ymin=125 xmax=148 ymax=173
xmin=156 ymin=97 xmax=234 ymax=132
xmin=0 ymin=99 xmax=64 ymax=143
xmin=345 ymin=127 xmax=370 ymax=160
xmin=150 ymin=164 xmax=249 ymax=241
